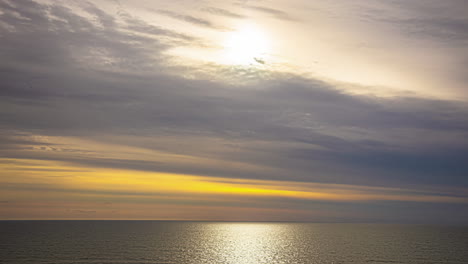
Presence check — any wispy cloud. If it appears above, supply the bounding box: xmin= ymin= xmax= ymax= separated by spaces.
xmin=155 ymin=9 xmax=226 ymax=30
xmin=203 ymin=7 xmax=245 ymax=19
xmin=236 ymin=3 xmax=297 ymax=21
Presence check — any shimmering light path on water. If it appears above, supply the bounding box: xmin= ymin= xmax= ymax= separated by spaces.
xmin=1 ymin=221 xmax=467 ymax=264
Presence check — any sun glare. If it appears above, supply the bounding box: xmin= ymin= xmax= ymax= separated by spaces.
xmin=222 ymin=24 xmax=271 ymax=65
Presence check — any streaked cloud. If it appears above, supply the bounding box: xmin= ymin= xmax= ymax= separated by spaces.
xmin=155 ymin=9 xmax=224 ymax=30
xmin=203 ymin=7 xmax=245 ymax=19
xmin=236 ymin=3 xmax=296 ymax=21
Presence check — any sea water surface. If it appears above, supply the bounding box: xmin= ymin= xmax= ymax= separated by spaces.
xmin=1 ymin=221 xmax=467 ymax=264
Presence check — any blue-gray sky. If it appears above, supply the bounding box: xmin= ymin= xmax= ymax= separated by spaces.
xmin=1 ymin=0 xmax=468 ymax=223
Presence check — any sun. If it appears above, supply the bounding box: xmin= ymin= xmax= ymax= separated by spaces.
xmin=222 ymin=24 xmax=271 ymax=65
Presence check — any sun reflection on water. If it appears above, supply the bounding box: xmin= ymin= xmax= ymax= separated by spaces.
xmin=207 ymin=223 xmax=293 ymax=264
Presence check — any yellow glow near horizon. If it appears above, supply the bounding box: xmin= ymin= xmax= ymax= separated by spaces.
xmin=2 ymin=158 xmax=467 ymax=206
xmin=222 ymin=23 xmax=271 ymax=65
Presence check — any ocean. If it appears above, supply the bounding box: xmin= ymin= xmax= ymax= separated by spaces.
xmin=1 ymin=221 xmax=467 ymax=264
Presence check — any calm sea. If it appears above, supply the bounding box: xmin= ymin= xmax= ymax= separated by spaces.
xmin=0 ymin=221 xmax=467 ymax=264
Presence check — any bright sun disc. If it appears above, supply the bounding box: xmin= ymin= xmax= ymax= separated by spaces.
xmin=223 ymin=24 xmax=271 ymax=65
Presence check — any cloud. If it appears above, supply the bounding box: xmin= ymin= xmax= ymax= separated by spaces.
xmin=0 ymin=0 xmax=197 ymax=75
xmin=236 ymin=4 xmax=296 ymax=21
xmin=344 ymin=0 xmax=468 ymax=48
xmin=203 ymin=7 xmax=245 ymax=19
xmin=71 ymin=209 xmax=96 ymax=214
xmin=155 ymin=9 xmax=225 ymax=30
xmin=1 ymin=0 xmax=468 ymax=222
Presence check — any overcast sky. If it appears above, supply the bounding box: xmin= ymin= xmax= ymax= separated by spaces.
xmin=1 ymin=0 xmax=468 ymax=223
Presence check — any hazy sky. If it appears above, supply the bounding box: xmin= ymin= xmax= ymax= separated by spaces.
xmin=1 ymin=0 xmax=468 ymax=223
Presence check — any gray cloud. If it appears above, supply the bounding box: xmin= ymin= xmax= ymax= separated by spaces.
xmin=0 ymin=0 xmax=193 ymax=76
xmin=353 ymin=0 xmax=468 ymax=44
xmin=1 ymin=0 xmax=468 ymax=222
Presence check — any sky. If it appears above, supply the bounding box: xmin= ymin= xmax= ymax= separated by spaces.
xmin=1 ymin=0 xmax=468 ymax=223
